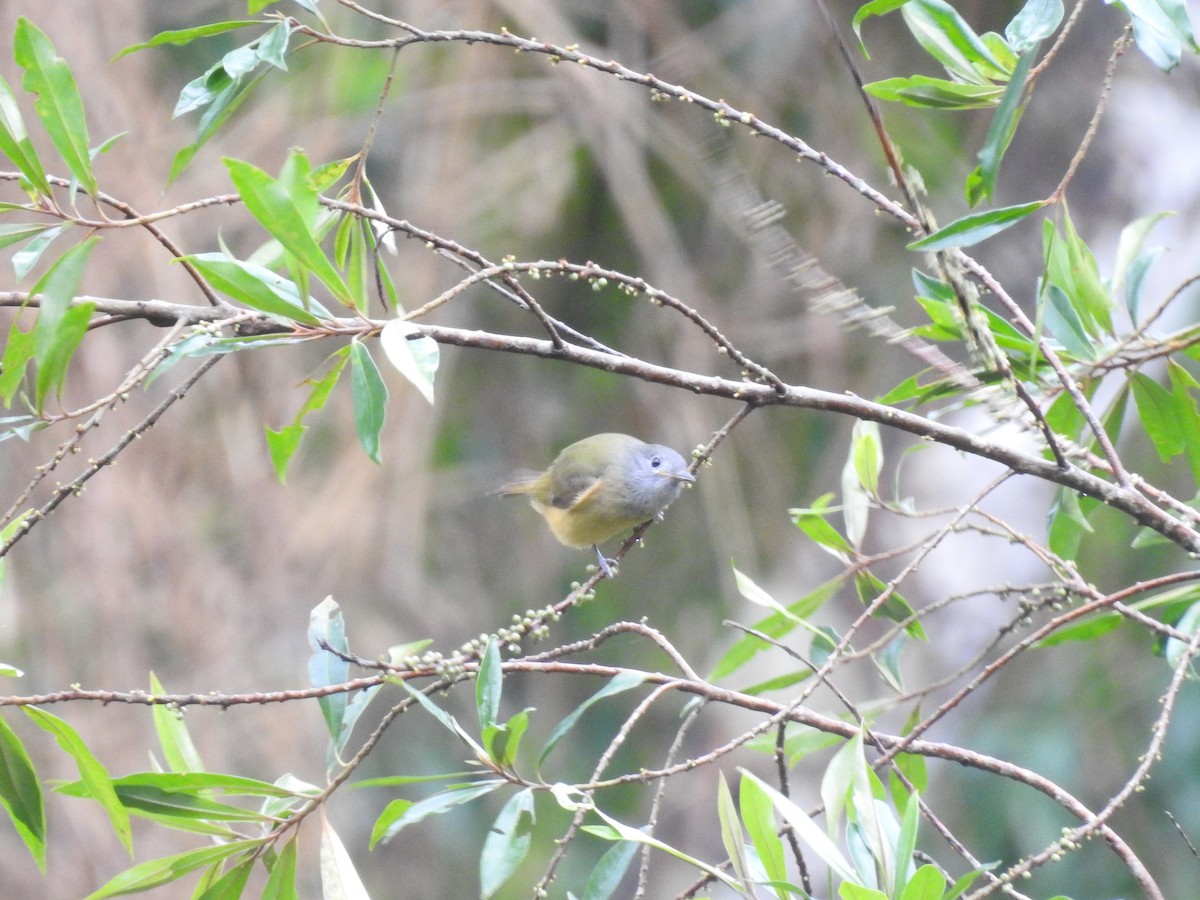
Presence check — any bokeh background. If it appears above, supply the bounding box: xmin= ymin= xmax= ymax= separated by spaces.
xmin=1 ymin=0 xmax=1200 ymax=896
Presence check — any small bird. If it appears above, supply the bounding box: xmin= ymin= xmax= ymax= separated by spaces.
xmin=497 ymin=432 xmax=695 ymax=575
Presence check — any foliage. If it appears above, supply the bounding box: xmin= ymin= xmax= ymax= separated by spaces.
xmin=0 ymin=0 xmax=1199 ymax=898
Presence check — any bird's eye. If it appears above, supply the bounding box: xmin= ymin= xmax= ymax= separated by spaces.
xmin=650 ymin=455 xmax=662 ymax=469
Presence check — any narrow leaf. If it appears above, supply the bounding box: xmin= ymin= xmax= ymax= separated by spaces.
xmin=740 ymin=774 xmax=788 ymax=895
xmin=908 ymin=201 xmax=1045 ymax=250
xmin=539 ymin=672 xmax=646 ymax=767
xmin=319 ymin=815 xmax=370 ymax=900
xmin=902 ymin=0 xmax=1007 ymax=82
xmin=114 ymin=21 xmax=263 ymax=60
xmin=24 ymin=707 xmax=132 ymax=854
xmin=582 ymin=837 xmax=640 ymax=900
xmin=380 ymin=318 xmax=438 ymax=405
xmin=349 ymin=340 xmax=388 ymax=464
xmin=583 ymin=809 xmax=743 ymax=891
xmin=739 ymin=770 xmax=858 ymax=883
xmin=709 ymin=576 xmax=842 ymax=681
xmin=864 ymin=76 xmax=1003 ymax=109
xmin=84 ymin=840 xmax=262 ymax=900
xmin=476 ymin=638 xmax=502 ymax=734
xmin=0 ymin=72 xmax=51 ymax=196
xmin=308 ymin=597 xmax=349 ymax=744
xmin=1006 ymin=0 xmax=1065 ymax=51
xmin=35 ymin=301 xmax=93 ymax=412
xmin=716 ymin=772 xmax=750 ymax=887
xmin=184 ymin=254 xmax=326 ymax=325
xmin=972 ymin=48 xmax=1037 ymax=204
xmin=14 ymin=18 xmax=96 ymax=194
xmin=261 ymin=833 xmax=299 ymax=900
xmin=149 ymin=672 xmax=204 ymax=774
xmin=0 ymin=713 xmax=45 ymax=870
xmin=224 ymin=157 xmax=352 ymax=305
xmin=0 ymin=318 xmax=36 ymax=407
xmin=369 ymin=781 xmax=503 ymax=848
xmin=266 ymin=349 xmax=348 ymax=484
xmin=1132 ymin=372 xmax=1184 ymax=462
xmin=1105 ymin=0 xmax=1199 ymax=71
xmin=480 ymin=788 xmax=535 ymax=898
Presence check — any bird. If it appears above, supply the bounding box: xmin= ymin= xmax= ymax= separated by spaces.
xmin=496 ymin=432 xmax=695 ymax=575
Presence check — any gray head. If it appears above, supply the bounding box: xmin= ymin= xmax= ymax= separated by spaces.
xmin=609 ymin=442 xmax=695 ymax=521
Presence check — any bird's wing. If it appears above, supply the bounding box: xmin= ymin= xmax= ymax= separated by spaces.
xmin=547 ymin=457 xmax=607 ymax=510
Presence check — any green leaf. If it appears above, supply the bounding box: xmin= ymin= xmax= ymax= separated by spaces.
xmin=855 ymin=571 xmax=926 ymax=640
xmin=740 ymin=774 xmax=788 ymax=896
xmin=370 ymin=781 xmax=504 ymax=847
xmin=148 ymin=673 xmax=204 ymax=774
xmin=852 ymin=0 xmax=913 ymax=53
xmin=1033 ymin=612 xmax=1122 ymax=647
xmin=899 ymin=864 xmax=946 ymax=899
xmin=480 ymin=788 xmax=535 ymax=898
xmin=35 ymin=300 xmax=93 ymax=413
xmin=0 ymin=713 xmax=45 ymax=870
xmin=1105 ymin=0 xmax=1200 ymax=71
xmin=59 ymin=778 xmax=273 ymax=825
xmin=0 ymin=317 xmax=36 ymax=407
xmin=1047 ymin=487 xmax=1096 ymax=560
xmin=29 ymin=237 xmax=99 ymax=410
xmin=11 ymin=224 xmax=65 ymax=280
xmin=709 ymin=576 xmax=842 ymax=681
xmin=1132 ymin=372 xmax=1184 ymax=462
xmin=266 ymin=348 xmax=348 ymax=484
xmin=581 ymin=836 xmax=640 ymax=900
xmin=476 ymin=638 xmax=503 ymax=734
xmin=582 ymin=810 xmax=743 ymax=891
xmin=716 ymin=772 xmax=751 ymax=888
xmin=840 ymin=886 xmax=888 ymax=899
xmin=791 ymin=494 xmax=854 ymax=561
xmin=538 ymin=671 xmax=646 ymax=767
xmin=319 ymin=816 xmax=370 ymax=900
xmin=196 ymin=855 xmax=255 ymax=899
xmin=224 ymin=156 xmax=353 ymax=306
xmin=1164 ymin=602 xmax=1200 ymax=672
xmin=380 ymin=319 xmax=439 ymax=405
xmin=14 ymin=18 xmax=96 ymax=195
xmin=85 ymin=840 xmax=263 ymax=899
xmin=1006 ymin=0 xmax=1065 ymax=51
xmin=0 ymin=72 xmax=52 ymax=197
xmin=864 ymin=76 xmax=1003 ymax=109
xmin=349 ymin=340 xmax=387 ymax=464
xmin=892 ymin=790 xmax=921 ymax=896
xmin=1113 ymin=212 xmax=1172 ymax=323
xmin=0 ymin=222 xmax=56 ymax=254
xmin=1043 ymin=210 xmax=1114 ymax=337
xmin=32 ymin=236 xmax=99 ymax=363
xmin=113 ymin=21 xmax=264 ymax=60
xmin=184 ymin=253 xmax=327 ymax=325
xmin=169 ymin=71 xmax=267 ymax=185
xmin=59 ymin=771 xmax=299 ymax=801
xmin=907 ymin=201 xmax=1045 ymax=251
xmin=902 ymin=0 xmax=1008 ymax=83
xmin=893 ymin=750 xmax=928 ymax=795
xmin=262 ymin=833 xmax=299 ymax=900
xmin=1041 ymin=281 xmax=1094 ymax=360
xmin=843 ymin=420 xmax=881 ymax=548
xmin=308 ymin=597 xmax=350 ymax=743
xmin=971 ymin=48 xmax=1037 ymax=205
xmin=740 ymin=769 xmax=858 ymax=883
xmin=1167 ymin=360 xmax=1200 ymax=485
xmin=24 ymin=707 xmax=132 ymax=855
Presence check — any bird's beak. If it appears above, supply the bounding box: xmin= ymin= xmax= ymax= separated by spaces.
xmin=660 ymin=469 xmax=696 ymax=484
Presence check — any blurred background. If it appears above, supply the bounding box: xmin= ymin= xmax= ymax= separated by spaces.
xmin=1 ymin=0 xmax=1199 ymax=896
